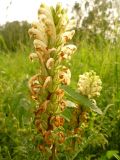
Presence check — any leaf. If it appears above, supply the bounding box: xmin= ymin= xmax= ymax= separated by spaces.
xmin=103 ymin=104 xmax=114 ymax=116
xmin=61 ymin=107 xmax=73 ymax=122
xmin=62 ymin=85 xmax=102 ymax=114
xmin=106 ymin=150 xmax=120 ymax=160
xmin=114 ymin=155 xmax=120 ymax=160
xmin=90 ymin=102 xmax=103 ymax=115
xmin=61 ymin=100 xmax=81 ymax=122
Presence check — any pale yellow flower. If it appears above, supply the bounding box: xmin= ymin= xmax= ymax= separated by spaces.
xmin=29 ymin=53 xmax=38 ymax=61
xmin=38 ymin=4 xmax=56 ymax=43
xmin=33 ymin=39 xmax=47 ymax=52
xmin=46 ymin=58 xmax=55 ymax=69
xmin=32 ymin=21 xmax=48 ymax=44
xmin=28 ymin=28 xmax=47 ymax=44
xmin=60 ymin=44 xmax=77 ymax=60
xmin=38 ymin=4 xmax=53 ymax=22
xmin=62 ymin=30 xmax=75 ymax=43
xmin=77 ymin=71 xmax=102 ymax=98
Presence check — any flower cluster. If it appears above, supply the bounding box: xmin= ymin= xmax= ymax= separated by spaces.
xmin=28 ymin=3 xmax=76 ymax=153
xmin=77 ymin=71 xmax=102 ymax=99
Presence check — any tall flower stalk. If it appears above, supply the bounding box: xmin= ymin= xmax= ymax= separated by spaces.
xmin=28 ymin=3 xmax=103 ymax=159
xmin=28 ymin=3 xmax=76 ymax=159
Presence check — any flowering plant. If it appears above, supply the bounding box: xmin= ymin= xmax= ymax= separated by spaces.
xmin=28 ymin=3 xmax=102 ymax=159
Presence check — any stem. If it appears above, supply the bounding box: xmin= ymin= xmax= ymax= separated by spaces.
xmin=72 ymin=107 xmax=81 ymax=150
xmin=115 ymin=46 xmax=118 ymax=107
xmin=49 ymin=144 xmax=56 ymax=160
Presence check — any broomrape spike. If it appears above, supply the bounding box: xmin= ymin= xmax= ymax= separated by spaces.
xmin=28 ymin=3 xmax=76 ymax=158
xmin=27 ymin=3 xmax=104 ymax=159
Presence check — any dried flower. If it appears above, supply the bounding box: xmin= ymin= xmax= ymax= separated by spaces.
xmin=43 ymin=76 xmax=52 ymax=89
xmin=59 ymin=67 xmax=71 ymax=85
xmin=57 ymin=132 xmax=65 ymax=143
xmin=28 ymin=74 xmax=42 ymax=95
xmin=52 ymin=116 xmax=64 ymax=127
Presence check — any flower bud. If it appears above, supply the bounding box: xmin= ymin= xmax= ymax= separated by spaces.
xmin=38 ymin=5 xmax=53 ymax=22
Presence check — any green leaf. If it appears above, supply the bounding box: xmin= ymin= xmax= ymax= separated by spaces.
xmin=114 ymin=154 xmax=120 ymax=160
xmin=62 ymin=85 xmax=102 ymax=114
xmin=61 ymin=107 xmax=73 ymax=122
xmin=106 ymin=150 xmax=120 ymax=160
